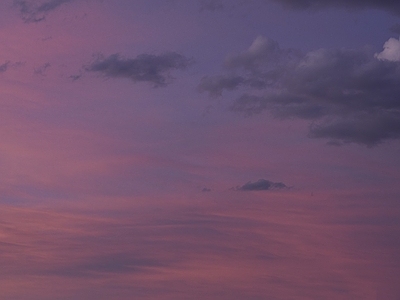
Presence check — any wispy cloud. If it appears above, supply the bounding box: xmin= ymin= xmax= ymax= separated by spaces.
xmin=85 ymin=52 xmax=193 ymax=87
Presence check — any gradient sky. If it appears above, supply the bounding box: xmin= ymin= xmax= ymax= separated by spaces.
xmin=1 ymin=0 xmax=400 ymax=299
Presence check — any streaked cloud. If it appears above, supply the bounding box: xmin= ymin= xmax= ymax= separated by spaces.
xmin=1 ymin=193 xmax=398 ymax=299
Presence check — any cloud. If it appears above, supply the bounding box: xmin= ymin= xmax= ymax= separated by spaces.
xmin=199 ymin=0 xmax=400 ymax=15
xmin=34 ymin=62 xmax=51 ymax=76
xmin=0 ymin=62 xmax=10 ymax=73
xmin=235 ymin=179 xmax=288 ymax=191
xmin=198 ymin=75 xmax=245 ymax=96
xmin=223 ymin=36 xmax=299 ymax=70
xmin=86 ymin=52 xmax=193 ymax=87
xmin=0 ymin=61 xmax=25 ymax=74
xmin=14 ymin=0 xmax=72 ymax=23
xmin=375 ymin=37 xmax=400 ymax=62
xmin=200 ymin=36 xmax=400 ymax=146
xmin=198 ymin=37 xmax=301 ymax=96
xmin=269 ymin=0 xmax=400 ymax=15
xmin=309 ymin=111 xmax=400 ymax=145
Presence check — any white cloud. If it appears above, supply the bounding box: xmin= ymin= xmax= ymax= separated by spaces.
xmin=375 ymin=37 xmax=400 ymax=62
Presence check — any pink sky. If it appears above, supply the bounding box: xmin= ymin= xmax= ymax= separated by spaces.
xmin=1 ymin=0 xmax=400 ymax=299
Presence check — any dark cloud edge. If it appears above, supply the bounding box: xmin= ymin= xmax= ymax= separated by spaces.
xmin=234 ymin=179 xmax=290 ymax=191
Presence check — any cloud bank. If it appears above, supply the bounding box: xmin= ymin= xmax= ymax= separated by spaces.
xmin=86 ymin=52 xmax=192 ymax=87
xmin=14 ymin=0 xmax=72 ymax=23
xmin=200 ymin=36 xmax=400 ymax=146
xmin=199 ymin=0 xmax=400 ymax=15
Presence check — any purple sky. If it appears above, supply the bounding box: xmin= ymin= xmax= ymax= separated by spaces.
xmin=1 ymin=0 xmax=400 ymax=299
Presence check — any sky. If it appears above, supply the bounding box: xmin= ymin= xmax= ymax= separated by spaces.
xmin=1 ymin=0 xmax=400 ymax=299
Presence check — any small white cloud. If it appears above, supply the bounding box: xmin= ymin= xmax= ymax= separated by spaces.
xmin=375 ymin=37 xmax=400 ymax=62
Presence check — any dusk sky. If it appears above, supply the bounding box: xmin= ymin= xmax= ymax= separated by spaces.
xmin=1 ymin=0 xmax=400 ymax=299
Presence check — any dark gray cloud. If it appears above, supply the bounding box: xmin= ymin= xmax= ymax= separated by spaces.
xmin=269 ymin=0 xmax=400 ymax=15
xmin=309 ymin=111 xmax=400 ymax=146
xmin=14 ymin=0 xmax=72 ymax=23
xmin=200 ymin=36 xmax=400 ymax=146
xmin=236 ymin=179 xmax=288 ymax=191
xmin=86 ymin=52 xmax=192 ymax=87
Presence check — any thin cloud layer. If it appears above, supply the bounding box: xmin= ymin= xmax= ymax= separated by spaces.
xmin=86 ymin=52 xmax=192 ymax=87
xmin=236 ymin=179 xmax=288 ymax=191
xmin=270 ymin=0 xmax=400 ymax=15
xmin=200 ymin=36 xmax=400 ymax=146
xmin=14 ymin=0 xmax=72 ymax=23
